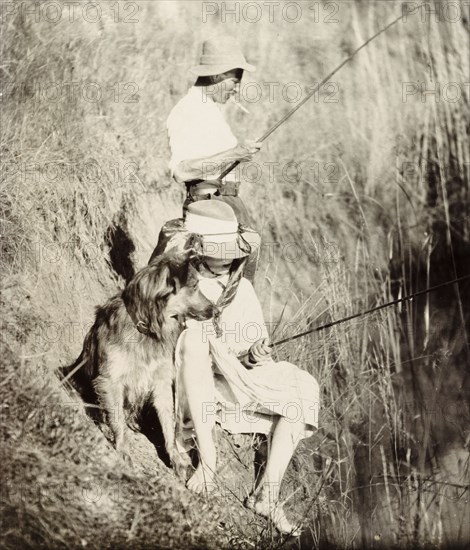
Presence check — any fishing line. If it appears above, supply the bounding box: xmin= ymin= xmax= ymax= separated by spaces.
xmin=270 ymin=273 xmax=470 ymax=348
xmin=219 ymin=2 xmax=427 ymax=180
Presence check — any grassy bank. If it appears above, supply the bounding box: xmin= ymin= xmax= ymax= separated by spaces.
xmin=1 ymin=1 xmax=469 ymax=548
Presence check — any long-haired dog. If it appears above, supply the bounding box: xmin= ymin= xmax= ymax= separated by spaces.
xmin=65 ymin=249 xmax=216 ymax=475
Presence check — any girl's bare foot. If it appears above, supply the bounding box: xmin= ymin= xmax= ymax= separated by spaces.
xmin=245 ymin=494 xmax=302 ymax=537
xmin=186 ymin=462 xmax=216 ymax=494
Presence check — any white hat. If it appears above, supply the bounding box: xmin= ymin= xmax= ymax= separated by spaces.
xmin=190 ymin=36 xmax=256 ymax=77
xmin=185 ymin=201 xmax=260 ymax=260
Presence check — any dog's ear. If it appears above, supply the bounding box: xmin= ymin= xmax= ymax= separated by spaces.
xmin=167 ymin=247 xmax=199 ymax=269
xmin=166 ymin=247 xmax=202 ymax=286
xmin=122 ymin=262 xmax=173 ymax=335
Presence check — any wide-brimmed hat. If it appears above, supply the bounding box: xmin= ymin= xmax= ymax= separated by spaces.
xmin=185 ymin=201 xmax=260 ymax=260
xmin=190 ymin=36 xmax=256 ymax=77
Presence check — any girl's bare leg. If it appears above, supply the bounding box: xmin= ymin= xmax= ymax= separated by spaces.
xmin=179 ymin=328 xmax=217 ymax=493
xmin=248 ymin=417 xmax=305 ymax=535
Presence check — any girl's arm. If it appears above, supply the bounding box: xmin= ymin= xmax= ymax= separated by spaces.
xmin=238 ymin=279 xmax=271 ymax=366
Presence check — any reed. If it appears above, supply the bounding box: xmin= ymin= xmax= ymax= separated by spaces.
xmin=1 ymin=1 xmax=468 ymax=548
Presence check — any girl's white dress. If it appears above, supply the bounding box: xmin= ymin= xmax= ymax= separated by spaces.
xmin=174 ymin=275 xmax=320 ymax=451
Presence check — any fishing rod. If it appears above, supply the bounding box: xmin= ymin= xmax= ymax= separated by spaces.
xmin=269 ymin=273 xmax=470 ymax=349
xmin=218 ymin=2 xmax=426 ymax=181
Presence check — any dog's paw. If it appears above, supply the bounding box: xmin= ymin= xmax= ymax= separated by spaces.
xmin=120 ymin=448 xmax=135 ymax=466
xmin=126 ymin=417 xmax=140 ymax=432
xmin=171 ymin=451 xmax=191 ymax=479
xmin=116 ymin=434 xmax=135 ymax=466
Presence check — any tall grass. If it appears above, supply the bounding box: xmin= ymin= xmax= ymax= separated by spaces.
xmin=1 ymin=1 xmax=469 ymax=548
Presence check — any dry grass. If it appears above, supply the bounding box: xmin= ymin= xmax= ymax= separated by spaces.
xmin=1 ymin=1 xmax=469 ymax=548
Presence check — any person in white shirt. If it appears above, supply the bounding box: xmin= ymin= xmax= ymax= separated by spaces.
xmin=166 ymin=201 xmax=320 ymax=537
xmin=164 ymin=37 xmax=262 ymax=280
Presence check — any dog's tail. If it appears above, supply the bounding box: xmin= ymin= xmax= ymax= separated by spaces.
xmin=61 ymin=352 xmax=86 ymax=384
xmin=61 ymin=348 xmax=98 ymax=406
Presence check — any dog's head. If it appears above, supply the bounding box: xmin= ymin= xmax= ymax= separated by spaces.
xmin=122 ymin=249 xmax=216 ymax=337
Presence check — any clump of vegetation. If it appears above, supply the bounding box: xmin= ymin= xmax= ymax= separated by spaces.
xmin=1 ymin=1 xmax=468 ymax=548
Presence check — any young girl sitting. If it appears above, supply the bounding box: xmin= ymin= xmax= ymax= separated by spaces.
xmin=152 ymin=201 xmax=320 ymax=536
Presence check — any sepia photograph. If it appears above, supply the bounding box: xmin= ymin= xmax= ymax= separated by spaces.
xmin=1 ymin=1 xmax=469 ymax=548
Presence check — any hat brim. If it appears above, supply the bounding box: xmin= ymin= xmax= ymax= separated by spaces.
xmin=190 ymin=62 xmax=256 ymax=77
xmin=201 ymin=230 xmax=260 ymax=260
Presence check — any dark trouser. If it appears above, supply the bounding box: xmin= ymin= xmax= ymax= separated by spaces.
xmin=182 ymin=193 xmax=258 ymax=283
xmin=182 ymin=194 xmax=251 ymax=225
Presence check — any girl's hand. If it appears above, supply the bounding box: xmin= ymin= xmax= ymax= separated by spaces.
xmin=248 ymin=337 xmax=272 ymax=365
